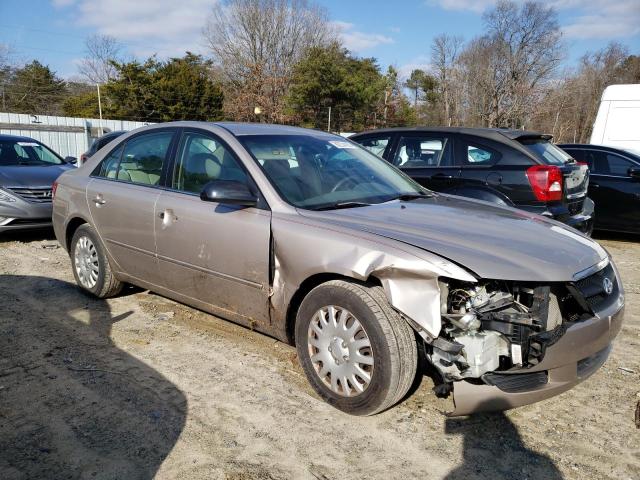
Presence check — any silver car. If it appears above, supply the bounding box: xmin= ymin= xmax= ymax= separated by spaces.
xmin=0 ymin=135 xmax=75 ymax=232
xmin=52 ymin=122 xmax=625 ymax=416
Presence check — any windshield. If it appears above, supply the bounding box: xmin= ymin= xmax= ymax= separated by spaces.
xmin=519 ymin=138 xmax=572 ymax=165
xmin=0 ymin=140 xmax=64 ymax=166
xmin=241 ymin=134 xmax=427 ymax=209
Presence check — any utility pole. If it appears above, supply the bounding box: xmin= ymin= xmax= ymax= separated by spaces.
xmin=1 ymin=83 xmax=5 ymax=111
xmin=327 ymin=106 xmax=331 ymax=132
xmin=383 ymin=89 xmax=389 ymax=126
xmin=96 ymin=83 xmax=104 ymax=136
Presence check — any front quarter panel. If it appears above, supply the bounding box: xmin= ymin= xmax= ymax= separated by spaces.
xmin=270 ymin=211 xmax=476 ymax=339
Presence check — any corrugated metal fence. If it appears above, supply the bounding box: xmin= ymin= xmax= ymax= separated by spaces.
xmin=0 ymin=112 xmax=151 ymax=159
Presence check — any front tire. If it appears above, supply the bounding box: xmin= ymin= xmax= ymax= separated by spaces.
xmin=70 ymin=224 xmax=122 ymax=298
xmin=295 ymin=280 xmax=417 ymax=416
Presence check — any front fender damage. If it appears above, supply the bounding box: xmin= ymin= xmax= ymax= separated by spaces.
xmin=270 ymin=233 xmax=476 ymax=340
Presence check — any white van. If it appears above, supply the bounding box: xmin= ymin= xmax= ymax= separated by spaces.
xmin=590 ymin=84 xmax=640 ymax=152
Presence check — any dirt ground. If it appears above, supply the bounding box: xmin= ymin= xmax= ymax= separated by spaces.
xmin=0 ymin=229 xmax=638 ymax=480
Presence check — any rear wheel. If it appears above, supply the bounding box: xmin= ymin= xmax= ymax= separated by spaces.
xmin=295 ymin=280 xmax=417 ymax=415
xmin=70 ymin=224 xmax=122 ymax=298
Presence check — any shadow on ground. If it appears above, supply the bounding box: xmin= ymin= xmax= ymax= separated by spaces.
xmin=443 ymin=406 xmax=562 ymax=480
xmin=0 ymin=228 xmax=56 ymax=244
xmin=0 ymin=275 xmax=187 ymax=480
xmin=592 ymin=230 xmax=639 ymax=243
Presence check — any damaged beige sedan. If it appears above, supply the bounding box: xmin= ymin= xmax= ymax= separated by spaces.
xmin=52 ymin=122 xmax=625 ymax=416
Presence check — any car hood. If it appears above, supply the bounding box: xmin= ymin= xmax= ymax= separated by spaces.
xmin=0 ymin=164 xmax=73 ymax=188
xmin=299 ymin=195 xmax=607 ymax=282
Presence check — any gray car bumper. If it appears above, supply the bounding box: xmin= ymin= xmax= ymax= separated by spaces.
xmin=0 ymin=198 xmax=53 ymax=232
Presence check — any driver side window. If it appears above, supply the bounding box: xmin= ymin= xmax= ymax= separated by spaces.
xmin=172 ymin=131 xmax=248 ymax=194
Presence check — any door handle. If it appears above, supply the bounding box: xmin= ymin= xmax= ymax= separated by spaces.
xmin=432 ymin=173 xmax=454 ymax=179
xmin=92 ymin=194 xmax=106 ymax=206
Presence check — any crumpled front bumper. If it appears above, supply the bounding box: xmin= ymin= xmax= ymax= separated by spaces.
xmin=449 ymin=294 xmax=625 ymax=416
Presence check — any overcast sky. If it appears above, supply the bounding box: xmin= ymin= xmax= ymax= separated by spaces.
xmin=1 ymin=0 xmax=638 ymax=79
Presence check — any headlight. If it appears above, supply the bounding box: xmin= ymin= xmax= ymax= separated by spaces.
xmin=0 ymin=189 xmax=16 ymax=202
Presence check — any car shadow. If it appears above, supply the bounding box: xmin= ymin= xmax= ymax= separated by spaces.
xmin=0 ymin=228 xmax=57 ymax=244
xmin=443 ymin=406 xmax=562 ymax=480
xmin=593 ymin=230 xmax=640 ymax=243
xmin=0 ymin=275 xmax=187 ymax=479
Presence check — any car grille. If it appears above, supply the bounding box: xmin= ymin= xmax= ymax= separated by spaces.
xmin=567 ymin=198 xmax=584 ymax=216
xmin=573 ymin=263 xmax=619 ymax=314
xmin=6 ymin=187 xmax=53 ymax=203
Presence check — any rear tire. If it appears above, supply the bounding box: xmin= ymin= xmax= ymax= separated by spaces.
xmin=70 ymin=224 xmax=122 ymax=298
xmin=295 ymin=280 xmax=417 ymax=416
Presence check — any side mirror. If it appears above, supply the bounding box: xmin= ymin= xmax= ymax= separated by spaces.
xmin=629 ymin=166 xmax=640 ymax=181
xmin=64 ymin=156 xmax=78 ymax=166
xmin=200 ymin=180 xmax=258 ymax=207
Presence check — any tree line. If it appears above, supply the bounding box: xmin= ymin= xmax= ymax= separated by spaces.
xmin=0 ymin=0 xmax=638 ymax=142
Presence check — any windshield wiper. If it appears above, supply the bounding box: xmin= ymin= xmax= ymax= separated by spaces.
xmin=386 ymin=192 xmax=434 ymax=202
xmin=311 ymin=201 xmax=372 ymax=211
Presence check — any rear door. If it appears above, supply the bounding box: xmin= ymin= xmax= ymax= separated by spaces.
xmin=453 ymin=135 xmax=517 ymax=203
xmin=86 ymin=129 xmax=177 ymax=284
xmin=389 ymin=133 xmax=458 ymax=192
xmin=154 ymin=129 xmax=272 ymax=324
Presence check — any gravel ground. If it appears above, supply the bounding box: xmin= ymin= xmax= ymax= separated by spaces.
xmin=0 ymin=229 xmax=638 ymax=480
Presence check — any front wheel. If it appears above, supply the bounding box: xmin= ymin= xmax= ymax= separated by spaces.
xmin=70 ymin=224 xmax=123 ymax=298
xmin=295 ymin=280 xmax=417 ymax=415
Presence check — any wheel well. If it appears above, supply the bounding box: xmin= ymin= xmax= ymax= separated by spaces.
xmin=284 ymin=272 xmax=382 ymax=345
xmin=65 ymin=217 xmax=87 ymax=250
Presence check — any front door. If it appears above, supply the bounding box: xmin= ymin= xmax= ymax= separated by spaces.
xmin=584 ymin=150 xmax=640 ymax=231
xmin=86 ymin=129 xmax=176 ymax=284
xmin=155 ymin=129 xmax=272 ymax=324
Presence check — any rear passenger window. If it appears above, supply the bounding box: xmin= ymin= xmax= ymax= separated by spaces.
xmin=172 ymin=131 xmax=248 ymax=194
xmin=393 ymin=137 xmax=448 ymax=168
xmin=116 ymin=132 xmax=173 ymax=186
xmin=465 ymin=144 xmax=499 ymax=165
xmin=457 ymin=140 xmax=502 ymax=167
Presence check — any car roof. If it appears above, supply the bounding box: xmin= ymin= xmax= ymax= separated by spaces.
xmin=101 ymin=130 xmax=127 ymax=137
xmin=351 ymin=126 xmax=551 ymax=142
xmin=213 ymin=122 xmax=335 ymax=137
xmin=559 ymin=143 xmax=627 ymax=152
xmin=558 ymin=143 xmax=640 ymax=160
xmin=0 ymin=134 xmax=39 ymax=142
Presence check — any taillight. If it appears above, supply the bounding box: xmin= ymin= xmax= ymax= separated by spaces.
xmin=526 ymin=165 xmax=563 ymax=202
xmin=52 ymin=181 xmax=58 ymax=200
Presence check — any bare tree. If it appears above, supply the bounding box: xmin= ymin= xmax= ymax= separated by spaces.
xmin=203 ymin=0 xmax=331 ymax=122
xmin=430 ymin=34 xmax=463 ymax=126
xmin=531 ymin=43 xmax=630 ymax=142
xmin=78 ymin=34 xmax=122 ymax=84
xmin=447 ymin=1 xmax=563 ymax=128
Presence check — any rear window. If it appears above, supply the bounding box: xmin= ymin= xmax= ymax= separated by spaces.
xmin=519 ymin=139 xmax=571 ymax=165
